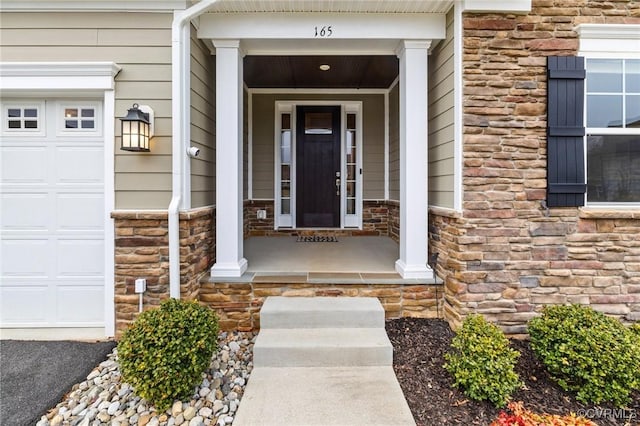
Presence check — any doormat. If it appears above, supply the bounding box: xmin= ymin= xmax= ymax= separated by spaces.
xmin=296 ymin=235 xmax=339 ymax=243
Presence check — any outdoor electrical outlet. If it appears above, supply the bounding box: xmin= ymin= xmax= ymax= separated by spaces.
xmin=135 ymin=278 xmax=146 ymax=293
xmin=257 ymin=210 xmax=267 ymax=219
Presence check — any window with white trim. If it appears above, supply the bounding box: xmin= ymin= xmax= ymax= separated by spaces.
xmin=586 ymin=58 xmax=640 ymax=204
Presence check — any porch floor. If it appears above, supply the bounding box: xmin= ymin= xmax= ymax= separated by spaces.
xmin=211 ymin=236 xmax=440 ymax=285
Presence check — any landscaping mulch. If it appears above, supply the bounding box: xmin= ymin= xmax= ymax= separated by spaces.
xmin=387 ymin=317 xmax=640 ymax=426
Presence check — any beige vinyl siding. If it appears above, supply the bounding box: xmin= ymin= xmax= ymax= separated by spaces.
xmin=388 ymin=82 xmax=400 ymax=201
xmin=427 ymin=8 xmax=455 ymax=209
xmin=252 ymin=94 xmax=275 ymax=199
xmin=190 ymin=24 xmax=216 ymax=208
xmin=362 ymin=95 xmax=385 ymax=198
xmin=0 ymin=12 xmax=174 ymax=209
xmin=251 ymin=93 xmax=385 ymax=200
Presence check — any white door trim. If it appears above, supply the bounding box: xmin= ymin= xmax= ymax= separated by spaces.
xmin=0 ymin=62 xmax=120 ymax=338
xmin=274 ymin=100 xmax=363 ymax=230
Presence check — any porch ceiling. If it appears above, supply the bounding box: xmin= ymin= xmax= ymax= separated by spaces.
xmin=201 ymin=0 xmax=454 ymax=13
xmin=244 ymin=55 xmax=398 ymax=88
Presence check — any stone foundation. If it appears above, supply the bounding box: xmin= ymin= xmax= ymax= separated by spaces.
xmin=178 ymin=207 xmax=216 ymax=301
xmin=199 ymin=282 xmax=444 ymax=331
xmin=112 ymin=206 xmax=215 ymax=336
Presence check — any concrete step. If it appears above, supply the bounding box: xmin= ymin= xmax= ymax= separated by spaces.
xmin=253 ymin=327 xmax=393 ymax=367
xmin=259 ymin=296 xmax=384 ymax=329
xmin=233 ymin=366 xmax=416 ymax=426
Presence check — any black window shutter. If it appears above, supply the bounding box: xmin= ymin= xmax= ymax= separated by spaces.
xmin=547 ymin=56 xmax=587 ymax=207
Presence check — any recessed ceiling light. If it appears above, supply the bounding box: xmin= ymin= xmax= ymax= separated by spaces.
xmin=319 ymin=64 xmax=331 ymax=71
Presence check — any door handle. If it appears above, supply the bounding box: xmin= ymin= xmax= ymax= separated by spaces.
xmin=335 ymin=178 xmax=340 ymax=196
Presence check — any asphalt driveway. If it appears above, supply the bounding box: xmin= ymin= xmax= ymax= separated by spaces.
xmin=0 ymin=340 xmax=116 ymax=426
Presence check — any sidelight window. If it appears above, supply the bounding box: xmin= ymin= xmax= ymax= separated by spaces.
xmin=342 ymin=105 xmax=362 ymax=228
xmin=276 ymin=105 xmax=295 ymax=228
xmin=280 ymin=113 xmax=292 ymax=215
xmin=345 ymin=113 xmax=357 ymax=215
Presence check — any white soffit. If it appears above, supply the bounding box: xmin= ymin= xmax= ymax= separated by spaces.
xmin=0 ymin=0 xmax=531 ymax=14
xmin=201 ymin=0 xmax=455 ymax=13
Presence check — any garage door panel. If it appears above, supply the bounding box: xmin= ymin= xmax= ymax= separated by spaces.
xmin=0 ymin=99 xmax=105 ymax=331
xmin=1 ymin=193 xmax=50 ymax=231
xmin=55 ymin=147 xmax=104 ymax=184
xmin=57 ymin=285 xmax=104 ymax=324
xmin=1 ymin=239 xmax=50 ymax=277
xmin=57 ymin=193 xmax=104 ymax=231
xmin=0 ymin=286 xmax=49 ymax=325
xmin=1 ymin=147 xmax=48 ymax=183
xmin=57 ymin=239 xmax=104 ymax=277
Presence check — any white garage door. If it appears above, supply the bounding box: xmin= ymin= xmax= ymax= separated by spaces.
xmin=1 ymin=99 xmax=105 ymax=329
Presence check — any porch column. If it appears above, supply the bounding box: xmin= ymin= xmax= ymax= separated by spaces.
xmin=211 ymin=40 xmax=248 ymax=277
xmin=395 ymin=40 xmax=433 ymax=280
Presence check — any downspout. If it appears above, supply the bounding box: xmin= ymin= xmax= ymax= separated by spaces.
xmin=169 ymin=0 xmax=221 ymax=299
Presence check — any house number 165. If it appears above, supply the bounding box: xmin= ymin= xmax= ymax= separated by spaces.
xmin=314 ymin=26 xmax=333 ymax=37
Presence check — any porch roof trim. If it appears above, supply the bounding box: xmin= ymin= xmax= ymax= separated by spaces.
xmin=199 ymin=12 xmax=446 ymax=41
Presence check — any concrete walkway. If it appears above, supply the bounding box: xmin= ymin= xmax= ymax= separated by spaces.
xmin=234 ymin=366 xmax=415 ymax=425
xmin=233 ymin=297 xmax=416 ymax=425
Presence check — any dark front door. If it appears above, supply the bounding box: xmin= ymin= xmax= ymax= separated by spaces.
xmin=296 ymin=105 xmax=341 ymax=228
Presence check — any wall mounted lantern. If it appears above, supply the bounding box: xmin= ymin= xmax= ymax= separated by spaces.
xmin=120 ymin=103 xmax=154 ymax=152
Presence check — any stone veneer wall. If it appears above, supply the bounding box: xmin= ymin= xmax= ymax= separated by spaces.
xmin=244 ymin=200 xmax=275 ymax=238
xmin=199 ymin=283 xmax=444 ymax=331
xmin=112 ymin=207 xmax=215 ymax=336
xmin=243 ymin=199 xmax=400 ymax=238
xmin=388 ymin=201 xmax=400 ymax=243
xmin=438 ymin=0 xmax=640 ymax=333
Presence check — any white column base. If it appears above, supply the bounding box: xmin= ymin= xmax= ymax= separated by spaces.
xmin=211 ymin=258 xmax=248 ymax=278
xmin=395 ymin=259 xmax=434 ymax=280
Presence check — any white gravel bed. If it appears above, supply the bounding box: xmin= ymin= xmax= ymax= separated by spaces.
xmin=36 ymin=331 xmax=256 ymax=426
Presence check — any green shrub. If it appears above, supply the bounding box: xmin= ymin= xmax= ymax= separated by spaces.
xmin=630 ymin=322 xmax=640 ymax=339
xmin=444 ymin=314 xmax=522 ymax=407
xmin=117 ymin=299 xmax=219 ymax=411
xmin=528 ymin=305 xmax=640 ymax=407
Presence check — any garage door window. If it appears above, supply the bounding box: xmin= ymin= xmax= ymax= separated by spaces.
xmin=64 ymin=107 xmax=96 ymax=130
xmin=59 ymin=104 xmax=100 ymax=134
xmin=3 ymin=104 xmax=42 ymax=133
